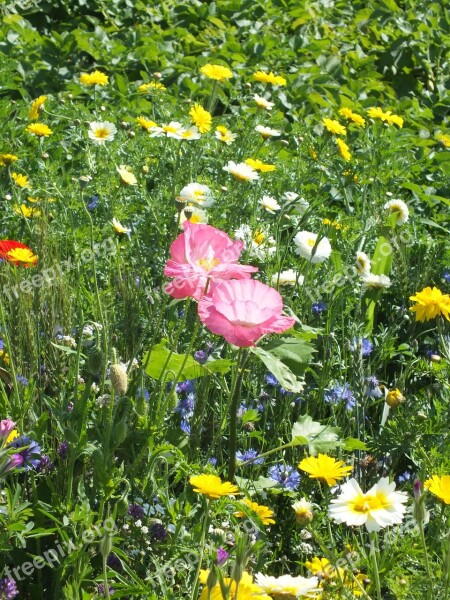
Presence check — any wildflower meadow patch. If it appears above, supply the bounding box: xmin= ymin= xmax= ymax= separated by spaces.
xmin=0 ymin=0 xmax=450 ymax=598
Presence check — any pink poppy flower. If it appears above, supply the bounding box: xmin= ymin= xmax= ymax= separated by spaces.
xmin=198 ymin=279 xmax=296 ymax=347
xmin=164 ymin=222 xmax=258 ymax=300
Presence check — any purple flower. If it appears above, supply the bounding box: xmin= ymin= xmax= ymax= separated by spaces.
xmin=67 ymin=402 xmax=74 ymax=413
xmin=265 ymin=373 xmax=278 ymax=386
xmin=128 ymin=504 xmax=145 ymax=519
xmin=443 ymin=270 xmax=450 ymax=284
xmin=216 ymin=547 xmax=229 ymax=566
xmin=16 ymin=375 xmax=29 ymax=387
xmin=107 ymin=553 xmax=122 ymax=571
xmin=0 ymin=339 xmax=3 ymax=351
xmin=137 ymin=387 xmax=149 ymax=401
xmin=180 ymin=419 xmax=191 ymax=435
xmin=324 ymin=383 xmax=355 ymax=410
xmin=3 ymin=454 xmax=24 ymax=473
xmin=365 ymin=376 xmax=383 ymax=399
xmin=36 ymin=455 xmax=54 ymax=473
xmin=0 ymin=578 xmax=18 ymax=599
xmin=58 ymin=441 xmax=69 ymax=459
xmin=150 ymin=522 xmax=167 ymax=542
xmin=175 ymin=394 xmax=195 ymax=419
xmin=311 ymin=301 xmax=327 ymax=315
xmin=268 ymin=464 xmax=300 ymax=491
xmin=86 ymin=195 xmax=99 ymax=210
xmin=207 ymin=457 xmax=217 ymax=466
xmin=350 ymin=337 xmax=373 ymax=357
xmin=0 ymin=420 xmax=16 ymax=440
xmin=397 ymin=471 xmax=411 ymax=484
xmin=96 ymin=584 xmax=115 ymax=597
xmin=237 ymin=403 xmax=247 ymax=418
xmin=10 ymin=436 xmax=42 ymax=470
xmin=176 ymin=380 xmax=195 ymax=395
xmin=194 ymin=350 xmax=208 ymax=364
xmin=236 ymin=449 xmax=264 ymax=465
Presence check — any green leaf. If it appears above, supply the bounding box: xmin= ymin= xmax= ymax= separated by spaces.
xmin=342 ymin=437 xmax=368 ymax=451
xmin=143 ymin=342 xmax=232 ymax=382
xmin=291 ymin=415 xmax=341 ymax=455
xmin=250 ymin=347 xmax=304 ymax=392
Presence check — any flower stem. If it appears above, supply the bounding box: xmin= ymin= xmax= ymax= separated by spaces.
xmin=418 ymin=516 xmax=434 ymax=600
xmin=443 ymin=529 xmax=450 ymax=600
xmin=228 ymin=349 xmax=249 ymax=481
xmin=191 ymin=498 xmax=210 ymax=600
xmin=369 ymin=532 xmax=382 ymax=600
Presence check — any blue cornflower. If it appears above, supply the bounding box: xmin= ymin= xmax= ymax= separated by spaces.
xmin=364 ymin=376 xmax=383 ymax=399
xmin=176 ymin=380 xmax=195 ymax=395
xmin=16 ymin=375 xmax=29 ymax=387
xmin=128 ymin=503 xmax=145 ymax=519
xmin=86 ymin=195 xmax=99 ymax=210
xmin=207 ymin=457 xmax=218 ymax=466
xmin=0 ymin=578 xmax=18 ymax=599
xmin=279 ymin=386 xmax=293 ymax=396
xmin=268 ymin=464 xmax=300 ymax=490
xmin=0 ymin=339 xmax=3 ymax=351
xmin=194 ymin=350 xmax=208 ymax=364
xmin=443 ymin=270 xmax=450 ymax=284
xmin=10 ymin=436 xmax=42 ymax=470
xmin=236 ymin=449 xmax=265 ymax=465
xmin=175 ymin=393 xmax=195 ymax=419
xmin=350 ymin=337 xmax=373 ymax=357
xmin=397 ymin=471 xmax=411 ymax=484
xmin=325 ymin=383 xmax=355 ymax=410
xmin=137 ymin=387 xmax=150 ymax=401
xmin=265 ymin=373 xmax=278 ymax=386
xmin=180 ymin=419 xmax=191 ymax=435
xmin=311 ymin=301 xmax=327 ymax=315
xmin=237 ymin=403 xmax=247 ymax=418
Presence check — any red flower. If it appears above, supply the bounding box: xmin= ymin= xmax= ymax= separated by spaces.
xmin=0 ymin=241 xmax=38 ymax=267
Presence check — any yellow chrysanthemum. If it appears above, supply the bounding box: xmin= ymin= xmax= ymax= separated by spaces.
xmin=298 ymin=454 xmax=353 ymax=486
xmin=367 ymin=107 xmax=386 ymax=120
xmin=11 ymin=172 xmax=29 ymax=188
xmin=0 ymin=154 xmax=19 ymax=167
xmin=138 ymin=81 xmax=166 ymax=92
xmin=200 ymin=64 xmax=233 ymax=81
xmin=244 ymin=158 xmax=276 ymax=172
xmin=26 ymin=123 xmax=53 ymax=137
xmin=29 ymin=95 xmax=47 ymax=120
xmin=386 ymin=388 xmax=404 ymax=407
xmin=305 ymin=557 xmax=340 ymax=580
xmin=235 ymin=498 xmax=275 ymax=525
xmin=383 ymin=111 xmax=404 ymax=128
xmin=189 ymin=104 xmax=212 ymax=133
xmin=0 ymin=351 xmax=10 ymax=365
xmin=409 ymin=286 xmax=450 ymax=322
xmin=322 ymin=118 xmax=346 ymax=136
xmin=189 ymin=474 xmax=240 ymax=500
xmin=116 ymin=165 xmax=137 ymax=186
xmin=336 ymin=138 xmax=351 ymax=161
xmin=79 ymin=70 xmax=109 ymax=86
xmin=338 ymin=107 xmax=365 ymax=127
xmin=424 ymin=475 xmax=450 ymax=504
xmin=253 ymin=70 xmax=287 ymax=86
xmin=136 ymin=117 xmax=157 ymax=131
xmin=14 ymin=204 xmax=41 ymax=218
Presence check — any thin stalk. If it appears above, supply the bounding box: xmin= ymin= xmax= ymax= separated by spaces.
xmin=191 ymin=498 xmax=210 ymax=600
xmin=443 ymin=529 xmax=450 ymax=600
xmin=369 ymin=532 xmax=382 ymax=600
xmin=228 ymin=349 xmax=249 ymax=481
xmin=418 ymin=517 xmax=434 ymax=600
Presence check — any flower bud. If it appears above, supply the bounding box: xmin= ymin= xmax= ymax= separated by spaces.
xmin=0 ymin=419 xmax=16 ymax=440
xmin=110 ymin=364 xmax=128 ymax=396
xmin=292 ymin=498 xmax=314 ymax=525
xmin=386 ymin=388 xmax=404 ymax=407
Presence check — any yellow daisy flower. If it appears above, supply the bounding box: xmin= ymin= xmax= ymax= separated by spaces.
xmin=11 ymin=172 xmax=29 ymax=188
xmin=336 ymin=138 xmax=351 ymax=161
xmin=116 ymin=165 xmax=137 ymax=186
xmin=424 ymin=475 xmax=450 ymax=504
xmin=322 ymin=118 xmax=346 ymax=136
xmin=29 ymin=95 xmax=47 ymax=120
xmin=189 ymin=474 xmax=240 ymax=500
xmin=14 ymin=204 xmax=41 ymax=218
xmin=244 ymin=158 xmax=276 ymax=172
xmin=298 ymin=454 xmax=353 ymax=486
xmin=189 ymin=104 xmax=212 ymax=133
xmin=338 ymin=107 xmax=365 ymax=127
xmin=79 ymin=70 xmax=108 ymax=86
xmin=200 ymin=64 xmax=232 ymax=81
xmin=409 ymin=286 xmax=450 ymax=322
xmin=26 ymin=123 xmax=53 ymax=137
xmin=136 ymin=117 xmax=157 ymax=131
xmin=253 ymin=70 xmax=286 ymax=86
xmin=138 ymin=81 xmax=166 ymax=92
xmin=367 ymin=107 xmax=386 ymax=120
xmin=0 ymin=154 xmax=19 ymax=167
xmin=235 ymin=498 xmax=275 ymax=525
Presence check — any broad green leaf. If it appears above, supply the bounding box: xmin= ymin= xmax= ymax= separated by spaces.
xmin=291 ymin=415 xmax=341 ymax=455
xmin=251 ymin=347 xmax=304 ymax=393
xmin=262 ymin=337 xmax=316 ymax=375
xmin=342 ymin=437 xmax=368 ymax=451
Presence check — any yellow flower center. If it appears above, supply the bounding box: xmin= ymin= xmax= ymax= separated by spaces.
xmin=198 ymin=257 xmax=220 ymax=271
xmin=307 ymin=238 xmax=316 ymax=247
xmin=94 ymin=128 xmax=110 ymax=139
xmin=253 ymin=231 xmax=265 ymax=245
xmin=163 ymin=125 xmax=178 ymax=133
xmin=7 ymin=248 xmax=38 ymax=264
xmin=352 ymin=492 xmax=388 ymax=513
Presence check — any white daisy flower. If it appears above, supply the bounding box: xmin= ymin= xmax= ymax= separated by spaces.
xmin=255 ymin=573 xmax=319 ymax=597
xmin=215 ymin=126 xmax=237 ymax=145
xmin=271 ymin=269 xmax=304 ymax=287
xmin=178 ymin=183 xmax=214 ymax=207
xmin=384 ymin=198 xmax=409 ymax=225
xmin=283 ymin=192 xmax=309 ymax=215
xmin=253 ymin=94 xmax=274 ymax=110
xmin=355 ymin=251 xmax=371 ymax=275
xmin=223 ymin=161 xmax=259 ymax=181
xmin=259 ymin=195 xmax=281 ymax=213
xmin=255 ymin=124 xmax=281 ymax=139
xmin=180 ymin=126 xmax=201 ymax=140
xmin=293 ymin=231 xmax=332 ymax=263
xmin=112 ymin=217 xmax=131 ymax=235
xmin=150 ymin=121 xmax=185 ymax=139
xmin=329 ymin=477 xmax=408 ymax=532
xmin=88 ymin=121 xmax=117 ymax=145
xmin=116 ymin=165 xmax=137 ymax=185
xmin=177 ymin=206 xmax=208 ymax=227
xmin=235 ymin=225 xmax=276 ymax=260
xmin=360 ymin=272 xmax=391 ymax=289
